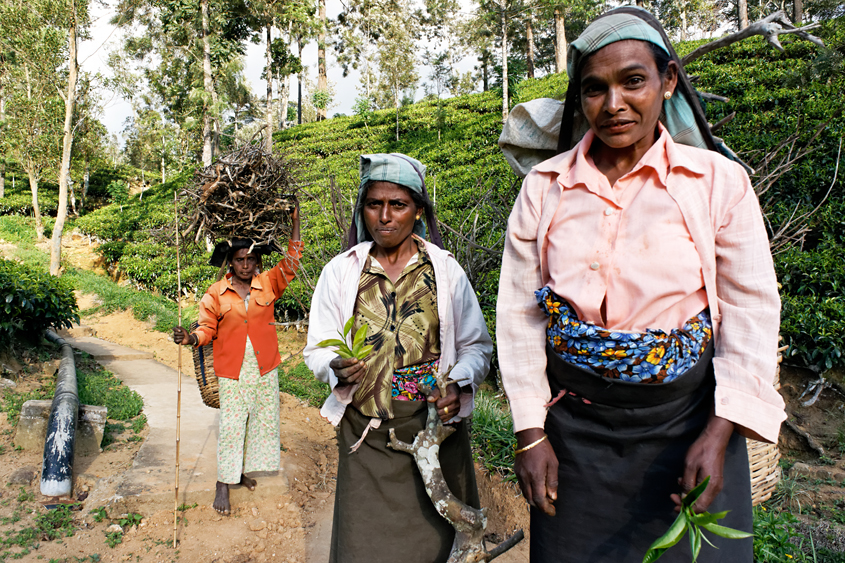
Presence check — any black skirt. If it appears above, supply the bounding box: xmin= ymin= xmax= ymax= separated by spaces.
xmin=330 ymin=400 xmax=480 ymax=563
xmin=531 ymin=341 xmax=753 ymax=563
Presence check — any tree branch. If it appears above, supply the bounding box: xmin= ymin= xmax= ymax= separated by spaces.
xmin=682 ymin=11 xmax=824 ymax=66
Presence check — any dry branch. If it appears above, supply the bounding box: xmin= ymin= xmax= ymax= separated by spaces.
xmin=179 ymin=143 xmax=300 ymax=248
xmin=682 ymin=11 xmax=824 ymax=66
xmin=388 ymin=366 xmax=524 ymax=563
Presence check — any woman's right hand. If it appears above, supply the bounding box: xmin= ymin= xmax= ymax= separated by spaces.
xmin=514 ymin=427 xmax=559 ymax=516
xmin=172 ymin=326 xmax=196 ymax=346
xmin=329 ymin=356 xmax=366 ymax=386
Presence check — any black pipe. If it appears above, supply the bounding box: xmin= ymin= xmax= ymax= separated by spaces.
xmin=41 ymin=330 xmax=79 ymax=497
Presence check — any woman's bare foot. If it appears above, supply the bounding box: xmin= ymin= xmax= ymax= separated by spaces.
xmin=213 ymin=475 xmax=256 ymax=515
xmin=213 ymin=481 xmax=231 ymax=515
xmin=240 ymin=474 xmax=256 ymax=491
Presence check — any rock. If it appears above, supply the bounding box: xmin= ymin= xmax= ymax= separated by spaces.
xmin=106 ymin=524 xmax=123 ymax=534
xmin=251 ymin=507 xmax=260 ymax=517
xmin=0 ymin=378 xmax=16 ymax=389
xmin=250 ymin=520 xmax=267 ymax=532
xmin=8 ymin=467 xmax=38 ymax=485
xmin=257 ymin=530 xmax=268 ymax=539
xmin=255 ymin=541 xmax=266 ymax=553
xmin=790 ymin=462 xmax=845 ymax=482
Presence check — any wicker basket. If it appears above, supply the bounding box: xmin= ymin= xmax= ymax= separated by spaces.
xmin=746 ymin=345 xmax=787 ymax=506
xmin=190 ymin=321 xmax=220 ymax=409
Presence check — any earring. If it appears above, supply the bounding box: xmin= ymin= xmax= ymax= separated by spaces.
xmin=416 ymin=215 xmax=422 ymax=220
xmin=664 ymin=91 xmax=672 ymax=100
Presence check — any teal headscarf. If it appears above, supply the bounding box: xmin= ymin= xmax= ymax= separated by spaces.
xmin=348 ymin=153 xmax=443 ymax=248
xmin=557 ymin=7 xmax=722 ymax=159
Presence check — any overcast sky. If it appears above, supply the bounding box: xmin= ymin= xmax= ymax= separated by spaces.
xmin=77 ymin=0 xmax=482 ymax=143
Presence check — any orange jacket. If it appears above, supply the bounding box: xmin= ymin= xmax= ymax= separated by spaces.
xmin=192 ymin=240 xmax=303 ymax=379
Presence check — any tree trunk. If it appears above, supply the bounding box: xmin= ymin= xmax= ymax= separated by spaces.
xmin=526 ymin=15 xmax=535 ymax=79
xmin=395 ymin=81 xmax=400 ymax=142
xmin=201 ymin=0 xmax=214 ymax=166
xmin=500 ymin=4 xmax=509 ymax=123
xmin=0 ymin=94 xmax=4 ymax=198
xmin=265 ymin=24 xmax=274 ymax=151
xmin=317 ymin=0 xmax=327 ymax=121
xmin=81 ymin=158 xmax=89 ymax=211
xmin=280 ymin=73 xmax=290 ymax=129
xmin=681 ymin=8 xmax=687 ymax=42
xmin=69 ymin=172 xmax=77 ymax=216
xmin=738 ymin=0 xmax=749 ymax=30
xmin=554 ymin=7 xmax=566 ymax=74
xmin=793 ymin=0 xmax=803 ymax=24
xmin=27 ymin=165 xmax=43 ymax=241
xmin=481 ymin=50 xmax=489 ymax=92
xmin=297 ymin=39 xmax=304 ymax=125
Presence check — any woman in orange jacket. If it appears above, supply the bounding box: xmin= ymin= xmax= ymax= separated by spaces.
xmin=174 ymin=204 xmax=301 ymax=515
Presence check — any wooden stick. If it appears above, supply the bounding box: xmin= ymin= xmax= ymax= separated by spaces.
xmin=173 ymin=191 xmax=183 ymax=548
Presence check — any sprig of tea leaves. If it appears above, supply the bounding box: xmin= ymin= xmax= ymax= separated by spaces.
xmin=317 ymin=316 xmax=374 ymax=360
xmin=643 ymin=476 xmax=752 ymax=563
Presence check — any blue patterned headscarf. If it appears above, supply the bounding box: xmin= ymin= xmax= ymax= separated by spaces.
xmin=348 ymin=153 xmax=443 ymax=248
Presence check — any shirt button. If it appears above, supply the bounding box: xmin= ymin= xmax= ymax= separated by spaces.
xmin=721 ymin=397 xmax=729 ymax=405
xmin=590 ymin=262 xmax=600 ymax=270
xmin=244 ymin=320 xmax=247 ymax=324
xmin=604 ymin=207 xmax=614 ymax=216
xmin=256 ymin=350 xmax=260 ymax=355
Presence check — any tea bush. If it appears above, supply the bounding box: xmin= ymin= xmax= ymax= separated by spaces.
xmin=68 ymin=20 xmax=845 ymax=370
xmin=0 ymin=259 xmax=79 ymax=344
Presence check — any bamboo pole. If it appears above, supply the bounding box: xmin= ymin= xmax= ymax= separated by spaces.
xmin=173 ymin=192 xmax=183 ymax=548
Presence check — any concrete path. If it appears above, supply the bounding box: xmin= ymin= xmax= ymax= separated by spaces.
xmin=61 ymin=333 xmax=288 ymax=514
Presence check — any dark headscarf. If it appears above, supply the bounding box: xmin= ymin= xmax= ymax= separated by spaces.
xmin=347 ymin=153 xmax=444 ymax=249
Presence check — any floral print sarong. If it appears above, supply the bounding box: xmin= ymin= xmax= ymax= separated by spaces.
xmin=392 ymin=359 xmax=440 ymax=401
xmin=537 ymin=287 xmax=712 ymax=384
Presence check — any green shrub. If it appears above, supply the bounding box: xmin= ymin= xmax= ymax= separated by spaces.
xmin=0 ymin=259 xmax=79 ymax=344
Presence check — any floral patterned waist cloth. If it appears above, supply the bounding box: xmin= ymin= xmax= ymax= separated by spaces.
xmin=537 ymin=287 xmax=712 ymax=384
xmin=392 ymin=359 xmax=440 ymax=401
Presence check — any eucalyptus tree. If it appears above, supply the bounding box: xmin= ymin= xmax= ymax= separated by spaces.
xmin=375 ymin=8 xmax=419 ymax=141
xmin=111 ymin=0 xmax=257 ymax=166
xmin=333 ymin=0 xmax=394 ymax=106
xmin=0 ymin=0 xmax=67 ymax=241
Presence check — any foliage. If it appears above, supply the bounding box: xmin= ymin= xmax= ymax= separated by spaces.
xmin=105 ymin=180 xmax=129 ymax=204
xmin=752 ymin=507 xmax=807 ymax=562
xmin=278 ymin=360 xmax=330 ymax=408
xmin=77 ymin=359 xmax=144 ymax=421
xmin=0 ymin=259 xmax=79 ymax=344
xmin=0 ymin=503 xmax=77 ymax=559
xmin=469 ymin=390 xmax=516 ymax=482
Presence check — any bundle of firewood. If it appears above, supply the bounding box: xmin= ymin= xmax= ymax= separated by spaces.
xmin=180 ymin=144 xmax=299 ymax=248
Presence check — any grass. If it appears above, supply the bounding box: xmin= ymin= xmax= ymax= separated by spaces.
xmin=0 ymin=503 xmax=78 ymax=561
xmin=469 ymin=389 xmax=517 ymax=482
xmin=278 ymin=360 xmax=330 ymax=408
xmin=76 ymin=357 xmax=143 ymax=421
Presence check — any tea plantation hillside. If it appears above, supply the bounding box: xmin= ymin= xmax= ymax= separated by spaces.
xmin=70 ymin=18 xmax=845 ymax=373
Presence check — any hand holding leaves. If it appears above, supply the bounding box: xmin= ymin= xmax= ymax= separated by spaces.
xmin=317 ymin=316 xmax=374 ymax=360
xmin=643 ymin=477 xmax=751 ymax=563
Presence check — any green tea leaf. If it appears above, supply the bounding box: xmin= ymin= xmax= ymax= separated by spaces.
xmin=352 ymin=324 xmax=368 ymax=354
xmin=690 ymin=525 xmax=702 ymax=562
xmin=356 ymin=344 xmax=374 ymax=360
xmin=642 ymin=547 xmax=669 ymax=563
xmin=682 ymin=476 xmax=710 ymax=509
xmin=317 ymin=339 xmax=347 ymax=348
xmin=343 ymin=316 xmax=355 ymax=338
xmin=700 ymin=523 xmax=752 ymax=540
xmin=644 ymin=511 xmax=687 ymax=555
xmin=336 ymin=346 xmax=355 ymax=359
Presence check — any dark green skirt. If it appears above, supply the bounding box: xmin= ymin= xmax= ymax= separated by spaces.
xmin=531 ymin=341 xmax=753 ymax=563
xmin=330 ymin=400 xmax=480 ymax=563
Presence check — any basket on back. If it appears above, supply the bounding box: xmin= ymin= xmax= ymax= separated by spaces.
xmin=190 ymin=321 xmax=219 ymax=409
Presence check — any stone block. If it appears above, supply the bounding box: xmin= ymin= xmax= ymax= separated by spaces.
xmin=14 ymin=400 xmax=108 ymax=456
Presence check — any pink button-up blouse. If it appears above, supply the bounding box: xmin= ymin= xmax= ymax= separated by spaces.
xmin=497 ymin=125 xmax=786 ymax=443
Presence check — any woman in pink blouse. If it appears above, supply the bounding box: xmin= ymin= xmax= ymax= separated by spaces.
xmin=496 ymin=7 xmax=784 ymax=562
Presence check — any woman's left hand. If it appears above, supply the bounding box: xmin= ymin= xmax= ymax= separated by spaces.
xmin=671 ymin=414 xmax=734 ymax=513
xmin=428 ymin=383 xmax=461 ymax=424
